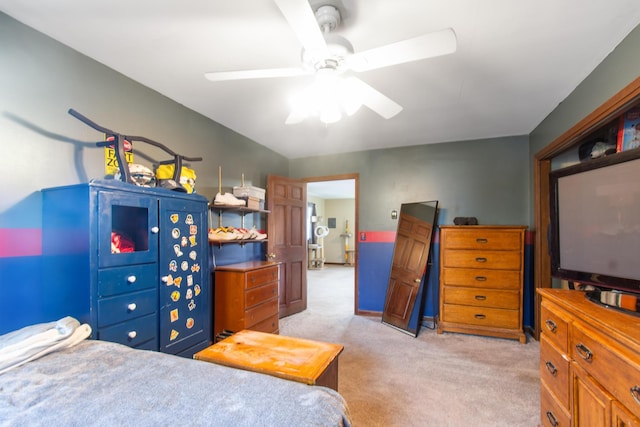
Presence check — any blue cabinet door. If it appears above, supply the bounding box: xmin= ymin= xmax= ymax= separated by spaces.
xmin=98 ymin=190 xmax=159 ymax=268
xmin=158 ymin=197 xmax=211 ymax=355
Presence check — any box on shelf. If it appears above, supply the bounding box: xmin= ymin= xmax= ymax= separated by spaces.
xmin=246 ymin=197 xmax=261 ymax=210
xmin=233 ymin=186 xmax=265 ymax=200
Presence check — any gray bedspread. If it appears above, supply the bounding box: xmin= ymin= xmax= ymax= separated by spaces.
xmin=0 ymin=340 xmax=352 ymax=427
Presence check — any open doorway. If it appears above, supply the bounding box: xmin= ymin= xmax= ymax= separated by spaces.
xmin=304 ymin=174 xmax=358 ymax=315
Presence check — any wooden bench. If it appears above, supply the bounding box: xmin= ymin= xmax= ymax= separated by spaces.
xmin=194 ymin=330 xmax=344 ymax=391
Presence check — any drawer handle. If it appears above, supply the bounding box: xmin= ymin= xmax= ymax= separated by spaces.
xmin=474 ymin=295 xmax=487 ymax=301
xmin=250 ymin=277 xmax=256 ymax=283
xmin=630 ymin=386 xmax=640 ymax=405
xmin=544 ymin=319 xmax=557 ymax=333
xmin=475 ymin=257 xmax=487 ymax=263
xmin=575 ymin=343 xmax=593 ymax=362
xmin=475 ymin=276 xmax=487 ymax=281
xmin=545 ymin=361 xmax=557 ymax=376
xmin=545 ymin=411 xmax=559 ymax=427
xmin=127 ymin=275 xmax=136 ymax=283
xmin=151 ymin=226 xmax=159 ymax=234
xmin=474 ymin=314 xmax=486 ymax=320
xmin=476 ymin=238 xmax=488 ymax=244
xmin=128 ymin=331 xmax=137 ymax=340
xmin=127 ymin=303 xmax=137 ymax=312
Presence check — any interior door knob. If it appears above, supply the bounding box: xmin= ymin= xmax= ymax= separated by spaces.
xmin=267 ymin=252 xmax=276 ymax=259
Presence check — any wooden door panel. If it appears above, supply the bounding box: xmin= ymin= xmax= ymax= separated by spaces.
xmin=290 ymin=205 xmax=304 ymax=246
xmin=384 ymin=279 xmax=416 ymax=321
xmin=382 ymin=211 xmax=434 ymax=330
xmin=406 ymin=240 xmax=427 ymax=271
xmin=267 ymin=175 xmax=306 ymax=318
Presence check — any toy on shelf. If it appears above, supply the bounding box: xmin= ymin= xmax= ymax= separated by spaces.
xmin=68 ymin=108 xmax=202 ymax=186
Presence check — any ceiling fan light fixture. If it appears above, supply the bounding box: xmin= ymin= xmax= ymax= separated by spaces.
xmin=338 ymin=78 xmax=363 ymax=116
xmin=288 ymin=71 xmax=363 ymax=124
xmin=318 ymin=103 xmax=342 ymax=124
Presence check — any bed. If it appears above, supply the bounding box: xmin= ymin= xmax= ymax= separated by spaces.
xmin=0 ymin=318 xmax=352 ymax=426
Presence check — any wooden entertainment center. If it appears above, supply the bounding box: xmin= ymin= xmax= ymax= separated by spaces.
xmin=534 ymin=77 xmax=640 ymax=337
xmin=539 ymin=289 xmax=640 ymax=426
xmin=535 ymin=78 xmax=640 ymax=426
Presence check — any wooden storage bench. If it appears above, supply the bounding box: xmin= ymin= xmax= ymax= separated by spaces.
xmin=194 ymin=329 xmax=344 ymax=391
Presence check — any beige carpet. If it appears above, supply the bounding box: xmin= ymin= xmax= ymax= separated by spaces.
xmin=279 ymin=264 xmax=541 ymax=427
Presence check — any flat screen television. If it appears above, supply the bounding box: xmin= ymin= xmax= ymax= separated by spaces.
xmin=549 ymin=148 xmax=640 ymax=304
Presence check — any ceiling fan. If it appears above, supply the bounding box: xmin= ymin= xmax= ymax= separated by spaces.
xmin=204 ymin=0 xmax=457 ymax=123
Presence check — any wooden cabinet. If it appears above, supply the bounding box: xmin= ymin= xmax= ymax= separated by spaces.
xmin=214 ymin=261 xmax=280 ymax=338
xmin=539 ymin=289 xmax=640 ymax=426
xmin=42 ymin=180 xmax=211 ymax=358
xmin=438 ymin=225 xmax=527 ymax=343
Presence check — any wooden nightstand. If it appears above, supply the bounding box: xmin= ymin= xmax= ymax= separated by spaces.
xmin=194 ymin=330 xmax=344 ymax=391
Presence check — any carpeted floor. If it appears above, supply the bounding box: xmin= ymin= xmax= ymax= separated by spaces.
xmin=279 ymin=264 xmax=541 ymax=427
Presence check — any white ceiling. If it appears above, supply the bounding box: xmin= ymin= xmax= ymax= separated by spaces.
xmin=1 ymin=0 xmax=640 ymax=160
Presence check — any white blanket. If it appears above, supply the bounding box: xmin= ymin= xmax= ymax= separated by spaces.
xmin=0 ymin=316 xmax=91 ymax=374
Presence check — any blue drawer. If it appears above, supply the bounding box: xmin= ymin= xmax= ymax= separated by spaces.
xmin=135 ymin=337 xmax=159 ymax=351
xmin=98 ymin=288 xmax=157 ymax=327
xmin=98 ymin=264 xmax=157 ymax=297
xmin=98 ymin=313 xmax=158 ymax=347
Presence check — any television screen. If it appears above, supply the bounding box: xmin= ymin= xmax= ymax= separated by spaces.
xmin=550 ymin=149 xmax=640 ymax=294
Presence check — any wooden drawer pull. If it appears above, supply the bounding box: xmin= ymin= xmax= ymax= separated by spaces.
xmin=476 ymin=238 xmax=488 ymax=244
xmin=545 ymin=361 xmax=557 ymax=376
xmin=475 ymin=276 xmax=487 ymax=281
xmin=474 ymin=295 xmax=487 ymax=301
xmin=575 ymin=343 xmax=593 ymax=362
xmin=544 ymin=319 xmax=557 ymax=333
xmin=474 ymin=314 xmax=486 ymax=320
xmin=475 ymin=257 xmax=487 ymax=263
xmin=631 ymin=386 xmax=640 ymax=405
xmin=546 ymin=411 xmax=559 ymax=427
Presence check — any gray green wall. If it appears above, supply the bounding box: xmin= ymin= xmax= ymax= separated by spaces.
xmin=2 ymin=8 xmax=638 ymax=256
xmin=2 ymin=10 xmax=532 ymax=235
xmin=290 ymin=136 xmax=530 ymax=230
xmin=0 ymin=12 xmax=288 ymax=229
xmin=529 ymin=24 xmax=640 ymax=225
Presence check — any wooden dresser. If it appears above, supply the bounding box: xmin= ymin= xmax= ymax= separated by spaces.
xmin=213 ymin=261 xmax=280 ymax=338
xmin=437 ymin=225 xmax=527 ymax=343
xmin=539 ymin=288 xmax=640 ymax=427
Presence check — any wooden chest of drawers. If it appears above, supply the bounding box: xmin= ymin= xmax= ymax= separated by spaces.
xmin=437 ymin=225 xmax=527 ymax=343
xmin=214 ymin=261 xmax=280 ymax=338
xmin=539 ymin=289 xmax=640 ymax=427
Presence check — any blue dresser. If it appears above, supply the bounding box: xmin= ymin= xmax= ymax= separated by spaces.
xmin=42 ymin=180 xmax=211 ymax=357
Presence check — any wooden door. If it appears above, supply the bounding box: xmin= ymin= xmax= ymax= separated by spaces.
xmin=267 ymin=175 xmax=307 ymax=317
xmin=382 ymin=210 xmax=433 ymax=330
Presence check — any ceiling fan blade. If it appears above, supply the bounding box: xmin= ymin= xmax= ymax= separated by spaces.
xmin=273 ymin=0 xmax=329 ymax=56
xmin=347 ymin=28 xmax=457 ymax=72
xmin=204 ymin=67 xmax=310 ymax=82
xmin=346 ymin=77 xmax=402 ymax=119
